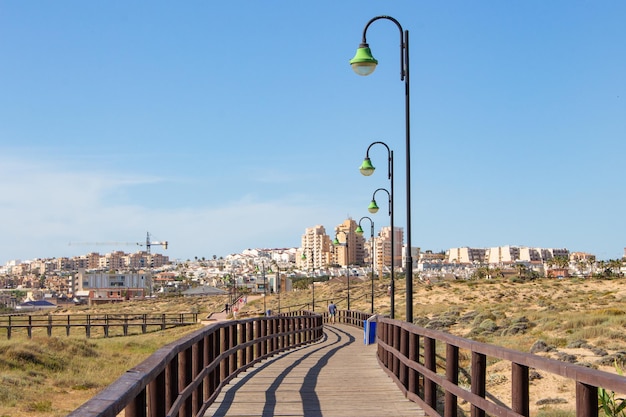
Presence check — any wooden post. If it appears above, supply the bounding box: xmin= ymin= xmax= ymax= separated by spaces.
xmin=399 ymin=327 xmax=408 ymax=388
xmin=149 ymin=370 xmax=166 ymax=417
xmin=125 ymin=386 xmax=146 ymax=417
xmin=445 ymin=344 xmax=459 ymax=417
xmin=408 ymin=331 xmax=419 ymax=395
xmin=471 ymin=351 xmax=486 ymax=417
xmin=424 ymin=337 xmax=437 ymax=409
xmin=512 ymin=362 xmax=529 ymax=417
xmin=576 ymin=382 xmax=598 ymax=417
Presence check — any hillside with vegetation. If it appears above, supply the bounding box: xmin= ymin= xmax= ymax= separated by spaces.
xmin=1 ymin=275 xmax=625 ymax=417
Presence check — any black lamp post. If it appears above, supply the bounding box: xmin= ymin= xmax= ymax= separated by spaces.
xmin=351 ymin=16 xmax=414 ymax=322
xmin=301 ymin=248 xmax=316 ymax=311
xmin=257 ymin=260 xmax=268 ymax=314
xmin=356 ymin=216 xmax=375 ymax=314
xmin=360 ymin=140 xmax=395 ymax=319
xmin=271 ymin=261 xmax=281 ymax=313
xmin=333 ymin=230 xmax=350 ymax=310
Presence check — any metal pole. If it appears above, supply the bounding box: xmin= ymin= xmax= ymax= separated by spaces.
xmin=359 ymin=16 xmax=412 ymax=322
xmin=390 ymin=151 xmax=395 ymax=319
xmin=263 ymin=262 xmax=267 ymax=314
xmin=403 ymin=29 xmax=413 ymax=323
xmin=370 ymin=221 xmax=374 ymax=314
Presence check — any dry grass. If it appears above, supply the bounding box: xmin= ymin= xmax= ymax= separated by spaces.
xmin=2 ymin=275 xmax=626 ymax=416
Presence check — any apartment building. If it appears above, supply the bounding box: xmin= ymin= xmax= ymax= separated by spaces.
xmin=73 ymin=269 xmax=151 ymax=301
xmin=300 ymin=225 xmax=332 ymax=271
xmin=374 ymin=226 xmax=404 ymax=273
xmin=333 ymin=219 xmax=365 ymax=267
xmin=446 ymin=246 xmax=570 ymax=265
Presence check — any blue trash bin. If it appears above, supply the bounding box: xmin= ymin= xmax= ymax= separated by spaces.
xmin=364 ymin=319 xmax=377 ymax=345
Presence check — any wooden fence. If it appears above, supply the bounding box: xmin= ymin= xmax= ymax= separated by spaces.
xmin=0 ymin=313 xmax=198 ymax=339
xmin=67 ymin=311 xmax=323 ymax=417
xmin=376 ymin=317 xmax=626 ymax=417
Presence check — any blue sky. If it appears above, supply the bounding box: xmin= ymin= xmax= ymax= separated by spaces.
xmin=1 ymin=1 xmax=624 ymax=264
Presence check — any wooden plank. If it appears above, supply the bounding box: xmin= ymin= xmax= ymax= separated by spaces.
xmin=204 ymin=324 xmax=425 ymax=417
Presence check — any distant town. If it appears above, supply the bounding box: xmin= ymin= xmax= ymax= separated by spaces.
xmin=1 ymin=218 xmax=625 ymax=311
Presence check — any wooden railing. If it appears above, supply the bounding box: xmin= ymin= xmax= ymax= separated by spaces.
xmin=67 ymin=311 xmax=323 ymax=417
xmin=0 ymin=313 xmax=198 ymax=339
xmin=376 ymin=317 xmax=626 ymax=417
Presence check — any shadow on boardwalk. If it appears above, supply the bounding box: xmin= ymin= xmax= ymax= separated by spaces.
xmin=205 ymin=324 xmax=424 ymax=417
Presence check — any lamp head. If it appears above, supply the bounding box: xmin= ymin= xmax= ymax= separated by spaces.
xmin=350 ymin=43 xmax=378 ymax=76
xmin=359 ymin=157 xmax=376 ymax=176
xmin=333 ymin=237 xmax=340 ymax=245
xmin=368 ymin=199 xmax=380 ymax=214
xmin=301 ymin=253 xmax=306 ymax=260
xmin=355 ymin=225 xmax=364 ymax=235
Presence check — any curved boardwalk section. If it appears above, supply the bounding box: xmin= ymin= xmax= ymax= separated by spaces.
xmin=205 ymin=324 xmax=424 ymax=417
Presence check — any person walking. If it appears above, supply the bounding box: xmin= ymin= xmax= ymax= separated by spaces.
xmin=328 ymin=301 xmax=337 ymax=324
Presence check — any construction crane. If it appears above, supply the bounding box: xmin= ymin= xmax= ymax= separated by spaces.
xmin=143 ymin=232 xmax=168 ymax=255
xmin=69 ymin=232 xmax=168 ymax=254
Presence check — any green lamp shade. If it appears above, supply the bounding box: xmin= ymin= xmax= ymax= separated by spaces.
xmin=368 ymin=200 xmax=380 ymax=214
xmin=359 ymin=158 xmax=376 ymax=176
xmin=350 ymin=45 xmax=378 ymax=76
xmin=333 ymin=238 xmax=340 ymax=245
xmin=301 ymin=254 xmax=306 ymax=260
xmin=355 ymin=225 xmax=364 ymax=234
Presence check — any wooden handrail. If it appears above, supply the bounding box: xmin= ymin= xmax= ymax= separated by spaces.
xmin=67 ymin=311 xmax=323 ymax=417
xmin=376 ymin=317 xmax=626 ymax=417
xmin=0 ymin=313 xmax=199 ymax=339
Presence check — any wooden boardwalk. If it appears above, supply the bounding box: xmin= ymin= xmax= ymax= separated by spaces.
xmin=204 ymin=324 xmax=425 ymax=417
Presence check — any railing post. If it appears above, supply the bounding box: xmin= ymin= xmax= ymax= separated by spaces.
xmin=408 ymin=330 xmax=419 ymax=395
xmin=445 ymin=344 xmax=459 ymax=417
xmin=125 ymin=387 xmax=146 ymax=417
xmin=247 ymin=321 xmax=255 ymax=364
xmin=471 ymin=351 xmax=486 ymax=417
xmin=165 ymin=356 xmax=178 ymax=413
xmin=576 ymin=382 xmax=598 ymax=417
xmin=47 ymin=314 xmax=52 ymax=337
xmin=296 ymin=317 xmax=302 ymax=345
xmin=238 ymin=321 xmax=247 ymax=368
xmin=148 ymin=369 xmax=166 ymax=417
xmin=229 ymin=324 xmax=237 ymax=375
xmin=192 ymin=339 xmax=202 ymax=415
xmin=202 ymin=334 xmax=211 ymax=409
xmin=261 ymin=318 xmax=268 ymax=357
xmin=179 ymin=347 xmax=193 ymax=416
xmin=393 ymin=323 xmax=401 ymax=377
xmin=220 ymin=327 xmax=229 ymax=382
xmin=512 ymin=362 xmax=529 ymax=417
xmin=399 ymin=326 xmax=408 ymax=388
xmin=211 ymin=331 xmax=220 ymax=392
xmin=424 ymin=337 xmax=437 ymax=409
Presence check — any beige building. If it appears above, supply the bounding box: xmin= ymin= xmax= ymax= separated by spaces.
xmin=446 ymin=246 xmax=570 ymax=265
xmin=374 ymin=226 xmax=404 ymax=275
xmin=333 ymin=219 xmax=365 ymax=267
xmin=300 ymin=225 xmax=332 ymax=271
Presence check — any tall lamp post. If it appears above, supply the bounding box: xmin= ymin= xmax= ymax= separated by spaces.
xmin=301 ymin=248 xmax=316 ymax=311
xmin=333 ymin=230 xmax=350 ymax=310
xmin=351 ymin=16 xmax=414 ymax=322
xmin=257 ymin=260 xmax=268 ymax=314
xmin=271 ymin=261 xmax=281 ymax=313
xmin=355 ymin=216 xmax=375 ymax=314
xmin=360 ymin=140 xmax=395 ymax=318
